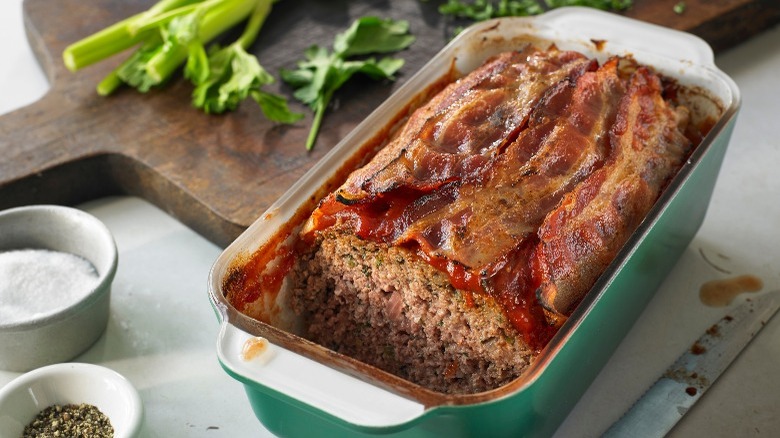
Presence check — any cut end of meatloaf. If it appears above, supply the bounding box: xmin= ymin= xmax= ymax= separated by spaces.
xmin=290 ymin=232 xmax=533 ymax=394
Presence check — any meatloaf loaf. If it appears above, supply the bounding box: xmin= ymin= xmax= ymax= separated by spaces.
xmin=287 ymin=45 xmax=696 ymax=394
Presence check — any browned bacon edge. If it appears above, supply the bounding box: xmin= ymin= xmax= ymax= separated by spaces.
xmin=534 ymin=66 xmax=692 ymax=316
xmin=302 ymin=51 xmax=693 ymax=349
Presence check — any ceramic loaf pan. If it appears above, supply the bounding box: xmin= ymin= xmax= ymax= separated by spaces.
xmin=208 ymin=7 xmax=740 ymax=437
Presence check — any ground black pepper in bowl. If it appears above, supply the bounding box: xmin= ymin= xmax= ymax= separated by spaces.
xmin=22 ymin=403 xmax=114 ymax=438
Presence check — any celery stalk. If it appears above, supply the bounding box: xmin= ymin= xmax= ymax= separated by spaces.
xmin=128 ymin=1 xmax=213 ymax=35
xmin=144 ymin=0 xmax=259 ymax=84
xmin=236 ymin=0 xmax=271 ymax=49
xmin=62 ymin=0 xmax=194 ymax=71
xmin=64 ymin=0 xmax=298 ymax=123
xmin=96 ymin=71 xmax=123 ymax=96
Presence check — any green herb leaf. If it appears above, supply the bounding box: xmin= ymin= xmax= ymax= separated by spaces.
xmin=334 ymin=17 xmax=416 ymax=57
xmin=282 ymin=16 xmax=415 ymax=150
xmin=252 ymin=90 xmax=305 ymax=124
xmin=282 ymin=45 xmax=333 ymax=107
xmin=65 ymin=0 xmax=299 ymax=124
xmin=115 ymin=37 xmax=167 ymax=92
xmin=437 ymin=0 xmax=632 ymax=22
xmin=184 ymin=39 xmax=211 ymax=85
xmin=188 ymin=41 xmax=302 ymax=122
xmin=439 ymin=0 xmax=542 ymax=20
xmin=355 ymin=57 xmax=406 ymax=80
xmin=114 ymin=11 xmax=200 ymax=91
xmin=544 ymin=0 xmax=632 ymax=10
xmin=62 ymin=0 xmax=194 ymax=72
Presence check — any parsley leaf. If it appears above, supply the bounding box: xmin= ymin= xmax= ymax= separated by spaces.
xmin=437 ymin=0 xmax=632 ymax=23
xmin=334 ymin=16 xmax=416 ymax=57
xmin=439 ymin=0 xmax=543 ymax=20
xmin=281 ymin=17 xmax=415 ymax=150
xmin=543 ymin=0 xmax=632 ymax=10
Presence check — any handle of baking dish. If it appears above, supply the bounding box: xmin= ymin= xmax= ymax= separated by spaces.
xmin=535 ymin=7 xmax=716 ymax=66
xmin=216 ymin=322 xmax=426 ymax=428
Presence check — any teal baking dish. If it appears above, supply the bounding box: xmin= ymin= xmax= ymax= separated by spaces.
xmin=208 ymin=7 xmax=740 ymax=437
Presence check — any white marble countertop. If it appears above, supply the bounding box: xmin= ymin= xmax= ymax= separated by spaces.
xmin=1 ymin=1 xmax=779 ymax=436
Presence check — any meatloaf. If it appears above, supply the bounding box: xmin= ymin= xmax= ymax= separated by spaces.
xmin=285 ymin=45 xmax=695 ymax=394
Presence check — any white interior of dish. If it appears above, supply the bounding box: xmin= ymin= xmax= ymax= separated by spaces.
xmin=212 ymin=6 xmax=740 ymax=428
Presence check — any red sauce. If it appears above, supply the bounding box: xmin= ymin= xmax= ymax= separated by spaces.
xmin=225 ymin=51 xmax=716 ymax=357
xmin=224 ymin=68 xmax=459 ymax=316
xmin=225 ymin=244 xmax=295 ymax=312
xmin=486 ymin=241 xmax=556 ymax=350
xmin=309 ymin=187 xmax=555 ymax=351
xmin=417 ymin=249 xmax=481 ymax=293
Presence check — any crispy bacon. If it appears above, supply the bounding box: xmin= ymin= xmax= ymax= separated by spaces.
xmin=397 ymin=58 xmax=627 ymax=270
xmin=534 ymin=66 xmax=691 ymax=315
xmin=333 ymin=47 xmax=595 ymax=201
xmin=303 ymin=50 xmax=694 ymax=348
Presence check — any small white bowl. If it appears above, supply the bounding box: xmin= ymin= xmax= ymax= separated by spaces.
xmin=0 ymin=362 xmax=144 ymax=437
xmin=0 ymin=205 xmax=118 ymax=372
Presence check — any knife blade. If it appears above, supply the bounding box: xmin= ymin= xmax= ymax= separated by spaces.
xmin=603 ymin=290 xmax=780 ymax=437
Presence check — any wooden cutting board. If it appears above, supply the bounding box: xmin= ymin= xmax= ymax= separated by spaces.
xmin=1 ymin=0 xmax=777 ymax=247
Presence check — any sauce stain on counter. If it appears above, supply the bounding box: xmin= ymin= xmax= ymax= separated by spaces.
xmin=699 ymin=274 xmax=763 ymax=307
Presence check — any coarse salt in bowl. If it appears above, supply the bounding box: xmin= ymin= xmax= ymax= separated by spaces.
xmin=0 ymin=205 xmax=118 ymax=372
xmin=0 ymin=249 xmax=102 ymax=324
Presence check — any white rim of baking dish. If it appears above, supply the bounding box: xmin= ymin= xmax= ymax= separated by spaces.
xmin=211 ymin=6 xmax=741 ymax=428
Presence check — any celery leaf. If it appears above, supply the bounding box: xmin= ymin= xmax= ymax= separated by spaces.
xmin=187 ymin=41 xmax=303 ymax=123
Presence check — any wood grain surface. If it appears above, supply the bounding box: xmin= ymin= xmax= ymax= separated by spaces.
xmin=1 ymin=0 xmax=777 ymax=247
